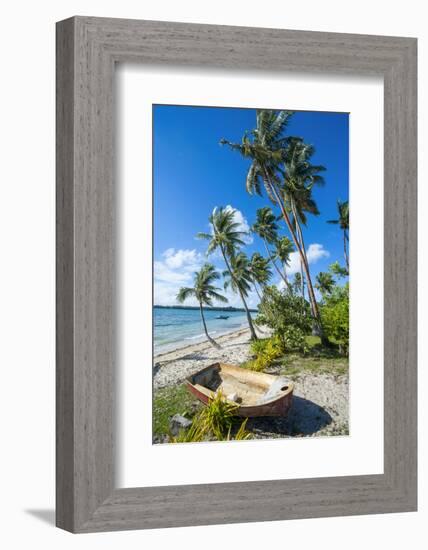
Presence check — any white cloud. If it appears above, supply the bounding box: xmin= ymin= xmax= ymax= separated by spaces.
xmin=153 ymin=245 xmax=260 ymax=310
xmin=306 ymin=243 xmax=330 ymax=263
xmin=287 ymin=243 xmax=330 ymax=276
xmin=154 ymin=248 xmax=205 ymax=305
xmin=162 ymin=248 xmax=201 ymax=270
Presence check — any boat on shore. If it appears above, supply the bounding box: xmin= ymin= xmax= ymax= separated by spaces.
xmin=186 ymin=363 xmax=294 ymax=417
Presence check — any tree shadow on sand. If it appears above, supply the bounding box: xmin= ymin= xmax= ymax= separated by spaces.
xmin=153 ymin=353 xmax=211 ymax=370
xmin=246 ymin=396 xmax=333 ymax=437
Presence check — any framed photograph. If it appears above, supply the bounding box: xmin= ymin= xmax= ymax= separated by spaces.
xmin=56 ymin=16 xmax=417 ymax=532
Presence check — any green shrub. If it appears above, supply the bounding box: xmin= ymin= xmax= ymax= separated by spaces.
xmin=256 ymin=286 xmax=311 ymax=349
xmin=247 ymin=335 xmax=283 ymax=371
xmin=321 ymin=283 xmax=349 ymax=355
xmin=199 ymin=390 xmax=238 ymax=439
xmin=170 ymin=390 xmax=250 ymax=442
xmin=249 ymin=338 xmax=270 ymax=356
xmin=282 ymin=326 xmax=308 ymax=353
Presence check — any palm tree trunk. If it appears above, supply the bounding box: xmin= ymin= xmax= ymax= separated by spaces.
xmin=263 ymin=238 xmax=291 ymax=291
xmin=262 ymin=170 xmax=323 ymax=334
xmin=290 ymin=202 xmax=307 ymax=313
xmin=300 ymin=259 xmax=305 ymax=313
xmin=282 ymin=263 xmax=290 ymax=288
xmin=344 ymin=230 xmax=349 ymax=273
xmin=220 ymin=246 xmax=258 ymax=340
xmin=238 ymin=288 xmax=257 ymax=340
xmin=253 ymin=282 xmax=262 ymax=301
xmin=199 ymin=302 xmax=219 ymax=348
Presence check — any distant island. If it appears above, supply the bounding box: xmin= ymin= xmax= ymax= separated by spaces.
xmin=154 ymin=304 xmax=259 ymax=313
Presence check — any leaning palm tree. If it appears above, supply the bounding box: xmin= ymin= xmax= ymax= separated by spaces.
xmin=281 ymin=137 xmax=326 ymax=309
xmin=328 ymin=200 xmax=349 ymax=273
xmin=222 ymin=252 xmax=258 ymax=339
xmin=176 ymin=263 xmax=228 ymax=348
xmin=248 ymin=252 xmax=272 ymax=300
xmin=315 ymin=271 xmax=335 ymax=297
xmin=197 ymin=207 xmax=258 ymax=339
xmin=251 ymin=207 xmax=288 ymax=287
xmin=273 ymin=236 xmax=294 ymax=289
xmin=220 ymin=110 xmax=324 ymax=335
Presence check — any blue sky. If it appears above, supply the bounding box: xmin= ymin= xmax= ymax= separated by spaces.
xmin=153 ymin=105 xmax=349 ymax=308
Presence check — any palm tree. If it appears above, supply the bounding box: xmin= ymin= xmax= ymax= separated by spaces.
xmin=329 ymin=260 xmax=348 ymax=279
xmin=315 ymin=272 xmax=335 ymax=297
xmin=197 ymin=207 xmax=258 ymax=339
xmin=176 ymin=263 xmax=228 ymax=348
xmin=220 ymin=110 xmax=324 ymax=334
xmin=222 ymin=253 xmax=258 ymax=339
xmin=248 ymin=252 xmax=272 ymax=300
xmin=328 ymin=200 xmax=349 ymax=273
xmin=251 ymin=207 xmax=289 ymax=288
xmin=274 ymin=236 xmax=294 ymax=288
xmin=281 ymin=137 xmax=326 ymax=312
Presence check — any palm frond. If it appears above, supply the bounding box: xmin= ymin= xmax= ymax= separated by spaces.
xmin=176 ymin=287 xmax=195 ymax=303
xmin=208 ymin=290 xmax=228 ymax=303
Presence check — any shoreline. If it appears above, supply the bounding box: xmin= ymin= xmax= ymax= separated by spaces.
xmin=154 ymin=326 xmax=251 ymax=363
xmin=153 ymin=326 xmax=264 ymax=390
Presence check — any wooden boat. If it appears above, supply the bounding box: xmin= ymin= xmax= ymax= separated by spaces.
xmin=186 ymin=363 xmax=294 ymax=417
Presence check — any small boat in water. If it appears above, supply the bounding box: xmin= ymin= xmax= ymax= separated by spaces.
xmin=186 ymin=363 xmax=293 ymax=417
xmin=215 ymin=315 xmax=229 ymax=319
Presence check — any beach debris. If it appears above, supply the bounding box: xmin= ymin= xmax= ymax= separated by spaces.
xmin=169 ymin=414 xmax=193 ymax=436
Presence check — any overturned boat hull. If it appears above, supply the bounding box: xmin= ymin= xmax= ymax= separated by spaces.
xmin=186 ymin=363 xmax=293 ymax=417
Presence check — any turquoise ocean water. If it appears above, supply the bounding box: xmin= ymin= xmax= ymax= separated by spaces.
xmin=154 ymin=307 xmax=250 ymax=354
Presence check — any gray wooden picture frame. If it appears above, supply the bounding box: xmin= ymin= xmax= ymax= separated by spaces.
xmin=56 ymin=16 xmax=417 ymax=533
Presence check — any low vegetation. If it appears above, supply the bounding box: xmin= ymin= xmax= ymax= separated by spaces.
xmin=153 ymin=388 xmax=251 ymax=443
xmin=242 ymin=333 xmax=348 ymax=375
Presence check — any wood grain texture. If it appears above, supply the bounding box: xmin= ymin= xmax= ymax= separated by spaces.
xmin=56 ymin=16 xmax=417 ymax=533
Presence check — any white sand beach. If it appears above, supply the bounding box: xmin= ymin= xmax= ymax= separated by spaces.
xmin=153 ymin=327 xmax=260 ymax=389
xmin=153 ymin=326 xmax=349 ymax=437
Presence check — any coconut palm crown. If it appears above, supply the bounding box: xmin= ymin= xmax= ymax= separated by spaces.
xmin=248 ymin=252 xmax=272 ymax=301
xmin=252 ymin=207 xmax=290 ymax=288
xmin=220 ymin=110 xmax=293 ymax=200
xmin=274 ymin=236 xmax=294 ymax=268
xmin=315 ymin=272 xmax=335 ymax=297
xmin=248 ymin=252 xmax=272 ymax=287
xmin=222 ymin=252 xmax=254 ymax=298
xmin=197 ymin=206 xmax=248 ymax=257
xmin=251 ymin=206 xmax=279 ymax=243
